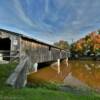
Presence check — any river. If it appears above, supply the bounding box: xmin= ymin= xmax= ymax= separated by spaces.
xmin=28 ymin=60 xmax=100 ymax=90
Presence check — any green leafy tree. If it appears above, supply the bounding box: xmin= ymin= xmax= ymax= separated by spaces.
xmin=98 ymin=30 xmax=100 ymax=34
xmin=54 ymin=40 xmax=69 ymax=50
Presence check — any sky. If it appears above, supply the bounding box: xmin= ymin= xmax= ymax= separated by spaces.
xmin=0 ymin=0 xmax=100 ymax=44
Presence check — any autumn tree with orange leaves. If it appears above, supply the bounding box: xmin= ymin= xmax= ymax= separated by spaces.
xmin=71 ymin=31 xmax=100 ymax=56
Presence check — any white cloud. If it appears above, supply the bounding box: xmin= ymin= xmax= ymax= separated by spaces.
xmin=54 ymin=0 xmax=67 ymax=9
xmin=45 ymin=0 xmax=49 ymax=13
xmin=13 ymin=0 xmax=36 ymax=28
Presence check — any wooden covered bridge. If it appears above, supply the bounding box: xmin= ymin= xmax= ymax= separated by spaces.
xmin=0 ymin=29 xmax=68 ymax=88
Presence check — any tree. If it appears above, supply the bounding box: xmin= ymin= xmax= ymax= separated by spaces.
xmin=70 ymin=31 xmax=100 ymax=56
xmin=98 ymin=30 xmax=100 ymax=34
xmin=54 ymin=40 xmax=69 ymax=50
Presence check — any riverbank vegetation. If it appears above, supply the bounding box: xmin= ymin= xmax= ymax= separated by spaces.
xmin=0 ymin=63 xmax=100 ymax=100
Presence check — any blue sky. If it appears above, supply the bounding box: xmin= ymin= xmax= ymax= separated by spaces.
xmin=0 ymin=0 xmax=100 ymax=44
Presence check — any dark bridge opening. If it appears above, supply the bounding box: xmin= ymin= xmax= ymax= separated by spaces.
xmin=38 ymin=61 xmax=57 ymax=70
xmin=0 ymin=38 xmax=11 ymax=60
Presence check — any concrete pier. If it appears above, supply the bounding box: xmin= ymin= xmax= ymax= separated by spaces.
xmin=33 ymin=63 xmax=38 ymax=72
xmin=57 ymin=59 xmax=60 ymax=74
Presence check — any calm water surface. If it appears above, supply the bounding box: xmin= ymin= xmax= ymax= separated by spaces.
xmin=28 ymin=60 xmax=100 ymax=90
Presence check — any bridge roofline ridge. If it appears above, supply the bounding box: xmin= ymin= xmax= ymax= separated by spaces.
xmin=0 ymin=28 xmax=67 ymax=51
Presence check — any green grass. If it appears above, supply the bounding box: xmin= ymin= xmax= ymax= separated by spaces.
xmin=0 ymin=63 xmax=100 ymax=100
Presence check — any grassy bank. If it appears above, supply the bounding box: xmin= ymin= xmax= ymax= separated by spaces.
xmin=0 ymin=63 xmax=100 ymax=100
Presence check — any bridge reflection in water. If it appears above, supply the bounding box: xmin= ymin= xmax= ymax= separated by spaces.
xmin=28 ymin=60 xmax=100 ymax=90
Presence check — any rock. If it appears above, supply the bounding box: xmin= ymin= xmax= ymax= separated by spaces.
xmin=84 ymin=64 xmax=91 ymax=71
xmin=64 ymin=72 xmax=89 ymax=89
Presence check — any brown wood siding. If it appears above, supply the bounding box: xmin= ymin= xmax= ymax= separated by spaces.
xmin=21 ymin=38 xmax=50 ymax=63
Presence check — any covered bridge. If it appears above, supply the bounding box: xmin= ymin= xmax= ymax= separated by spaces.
xmin=0 ymin=29 xmax=67 ymax=63
xmin=0 ymin=29 xmax=68 ymax=88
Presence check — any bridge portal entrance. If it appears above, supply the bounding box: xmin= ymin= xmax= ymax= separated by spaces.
xmin=0 ymin=38 xmax=11 ymax=60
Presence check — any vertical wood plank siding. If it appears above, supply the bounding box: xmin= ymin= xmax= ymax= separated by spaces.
xmin=21 ymin=38 xmax=50 ymax=63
